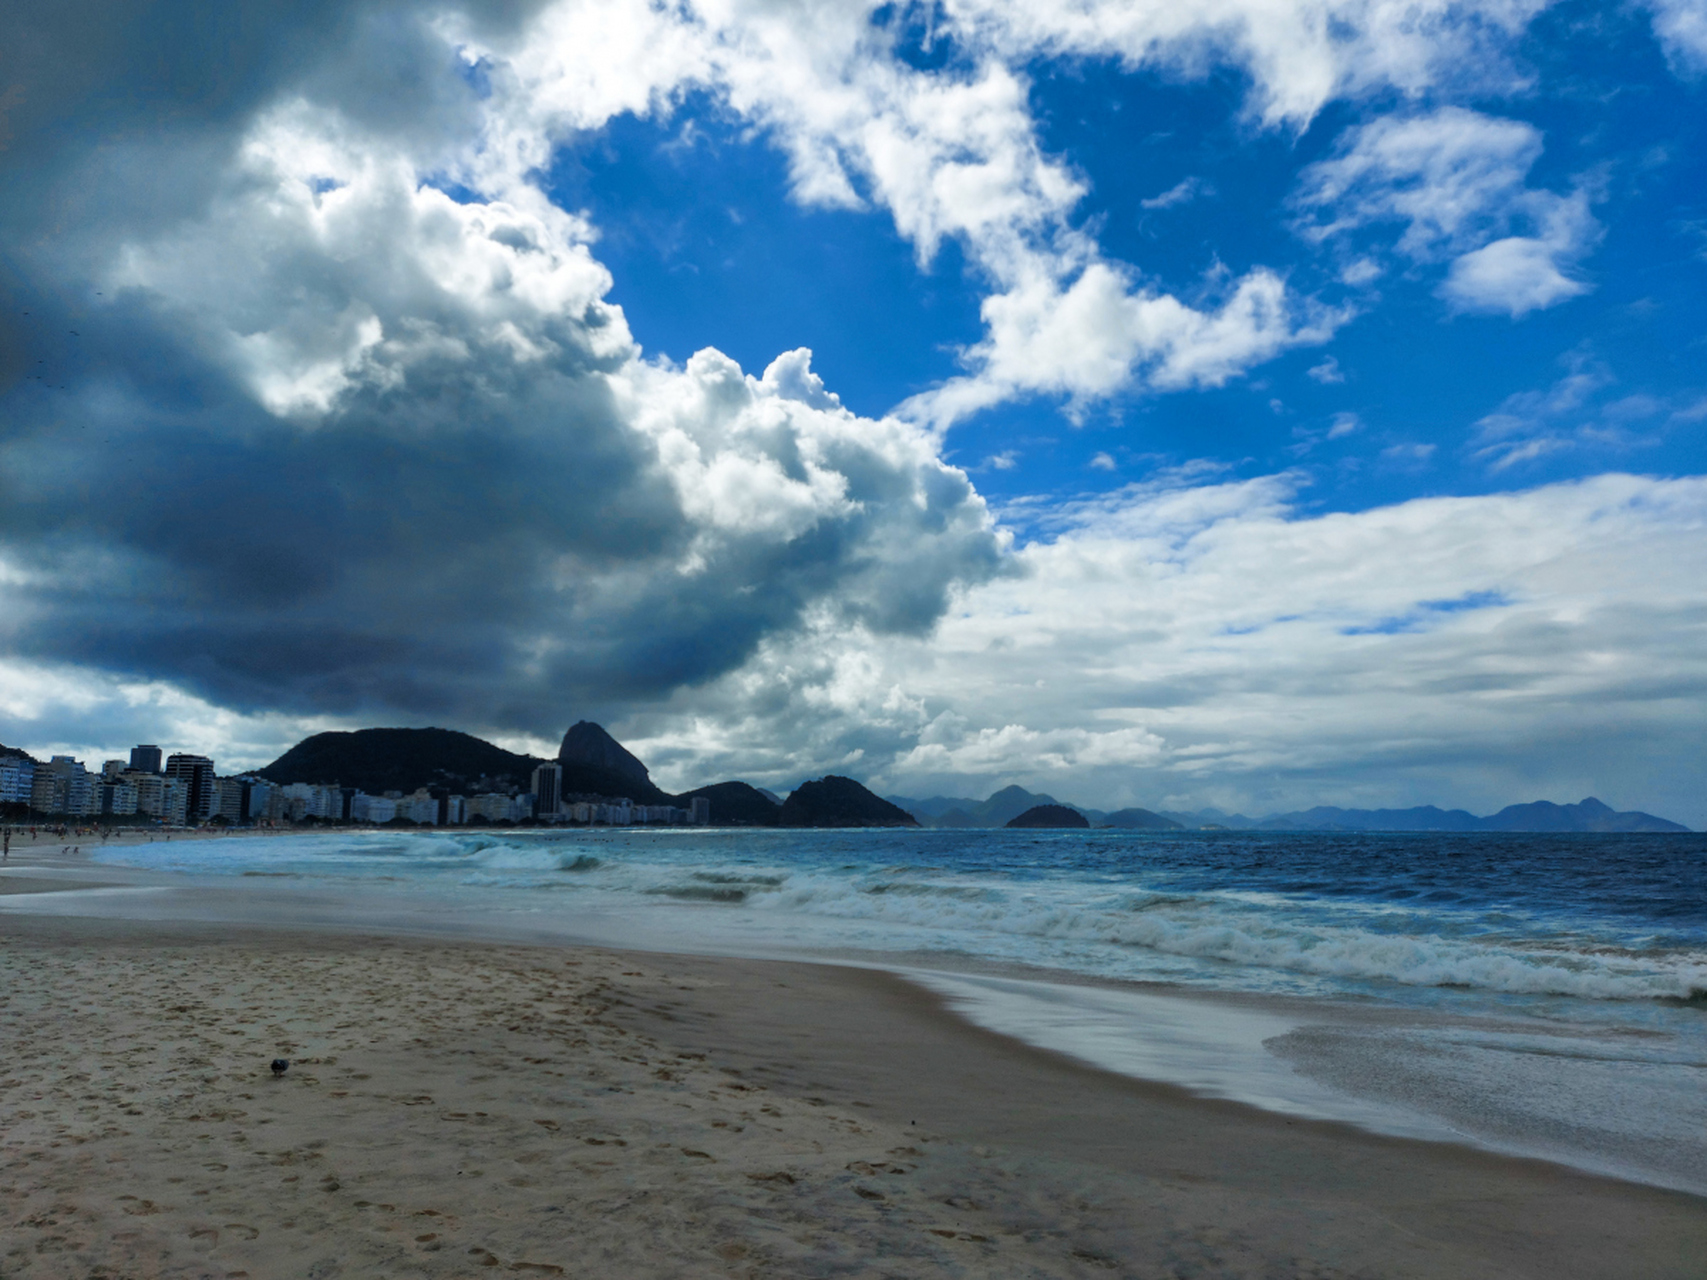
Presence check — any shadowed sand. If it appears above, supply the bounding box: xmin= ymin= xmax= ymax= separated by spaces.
xmin=2 ymin=906 xmax=1703 ymax=1277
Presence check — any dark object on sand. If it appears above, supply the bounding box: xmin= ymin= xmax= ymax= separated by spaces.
xmin=1006 ymin=804 xmax=1089 ymax=829
xmin=271 ymin=1059 xmax=290 ymax=1077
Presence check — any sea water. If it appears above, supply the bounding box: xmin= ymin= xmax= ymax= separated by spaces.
xmin=52 ymin=826 xmax=1707 ymax=1193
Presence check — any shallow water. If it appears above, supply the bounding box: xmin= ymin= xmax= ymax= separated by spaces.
xmin=57 ymin=825 xmax=1707 ymax=1194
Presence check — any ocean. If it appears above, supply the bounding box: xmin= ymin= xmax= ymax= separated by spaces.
xmin=60 ymin=825 xmax=1707 ymax=1195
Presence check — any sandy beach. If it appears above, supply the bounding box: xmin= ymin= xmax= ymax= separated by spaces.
xmin=2 ymin=859 xmax=1704 ymax=1279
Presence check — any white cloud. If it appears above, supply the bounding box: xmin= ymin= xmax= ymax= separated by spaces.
xmin=1438 ymin=192 xmax=1596 ymax=315
xmin=1141 ymin=176 xmax=1214 ymax=210
xmin=1294 ymin=107 xmax=1600 ymax=317
xmin=448 ymin=0 xmax=1557 ymax=425
xmin=0 ymin=81 xmax=1005 ymax=732
xmin=1090 ymin=451 xmax=1118 ymax=470
xmin=1645 ymin=0 xmax=1707 ymax=73
xmin=631 ymin=471 xmax=1707 ymax=826
xmin=1307 ymin=355 xmax=1346 ymax=383
xmin=948 ymin=0 xmax=1546 ymax=127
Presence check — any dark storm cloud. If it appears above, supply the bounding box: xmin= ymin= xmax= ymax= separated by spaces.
xmin=0 ymin=0 xmax=1004 ymax=737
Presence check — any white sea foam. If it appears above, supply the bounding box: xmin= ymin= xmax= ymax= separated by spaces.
xmin=92 ymin=832 xmax=1707 ymax=1004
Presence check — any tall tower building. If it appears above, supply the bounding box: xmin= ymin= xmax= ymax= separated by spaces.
xmin=130 ymin=744 xmax=163 ymax=774
xmin=164 ymin=754 xmax=216 ymax=823
xmin=531 ymin=763 xmax=562 ymax=819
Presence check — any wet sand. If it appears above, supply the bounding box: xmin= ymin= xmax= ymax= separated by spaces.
xmin=1 ymin=872 xmax=1703 ymax=1278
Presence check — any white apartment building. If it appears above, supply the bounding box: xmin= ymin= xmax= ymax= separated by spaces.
xmin=215 ymin=777 xmax=246 ymax=823
xmin=397 ymin=790 xmax=439 ymax=824
xmin=350 ymin=793 xmax=397 ymax=823
xmin=243 ymin=778 xmax=279 ymax=822
xmin=101 ymin=777 xmax=139 ymax=816
xmin=0 ymin=754 xmax=35 ymax=806
xmin=31 ymin=756 xmax=99 ymax=817
xmin=281 ymin=782 xmax=341 ymax=821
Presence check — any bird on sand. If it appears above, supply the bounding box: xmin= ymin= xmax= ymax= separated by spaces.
xmin=271 ymin=1059 xmax=290 ymax=1077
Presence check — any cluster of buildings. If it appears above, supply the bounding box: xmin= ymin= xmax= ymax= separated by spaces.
xmin=0 ymin=746 xmax=710 ymax=828
xmin=529 ymin=764 xmax=709 ymax=827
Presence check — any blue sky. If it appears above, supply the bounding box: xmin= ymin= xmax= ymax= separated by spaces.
xmin=560 ymin=3 xmax=1705 ymax=517
xmin=2 ymin=0 xmax=1705 ymax=822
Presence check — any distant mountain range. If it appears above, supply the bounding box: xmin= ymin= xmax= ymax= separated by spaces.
xmin=889 ymin=787 xmax=1690 ymax=833
xmin=1160 ymin=797 xmax=1689 ymax=834
xmin=889 ymin=785 xmax=1179 ymax=830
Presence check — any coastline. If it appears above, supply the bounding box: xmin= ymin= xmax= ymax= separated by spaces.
xmin=3 ymin=861 xmax=1704 ymax=1278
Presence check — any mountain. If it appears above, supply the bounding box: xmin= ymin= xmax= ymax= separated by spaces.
xmin=1102 ymin=807 xmax=1183 ymax=830
xmin=781 ymin=776 xmax=919 ymax=827
xmin=675 ymin=781 xmax=781 ymax=826
xmin=1479 ymin=797 xmax=1689 ymax=833
xmin=261 ymin=723 xmax=742 ymax=817
xmin=259 ymin=728 xmax=542 ymax=795
xmin=1161 ymin=798 xmax=1689 ymax=833
xmin=888 ymin=785 xmax=1090 ymax=827
xmin=556 ymin=721 xmax=674 ymax=802
xmin=889 ymin=794 xmax=984 ymax=819
xmin=0 ymin=743 xmax=38 ymax=762
xmin=1256 ymin=805 xmax=1484 ymax=832
xmin=1006 ymin=804 xmax=1089 ymax=829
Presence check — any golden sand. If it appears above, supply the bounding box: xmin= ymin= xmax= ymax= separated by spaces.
xmin=2 ymin=881 xmax=1703 ymax=1278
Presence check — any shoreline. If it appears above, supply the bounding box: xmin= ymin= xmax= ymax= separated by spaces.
xmin=6 ymin=846 xmax=1707 ymax=1199
xmin=2 ymin=868 xmax=1704 ymax=1276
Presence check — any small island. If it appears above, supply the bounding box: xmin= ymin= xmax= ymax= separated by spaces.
xmin=1005 ymin=804 xmax=1090 ymax=829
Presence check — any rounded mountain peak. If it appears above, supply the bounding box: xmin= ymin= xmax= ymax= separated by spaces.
xmin=557 ymin=721 xmax=651 ymax=787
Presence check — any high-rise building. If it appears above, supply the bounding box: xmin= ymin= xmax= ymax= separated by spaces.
xmin=243 ymin=779 xmax=278 ymax=822
xmin=125 ymin=770 xmax=166 ymax=816
xmin=691 ymin=796 xmax=711 ymax=825
xmin=531 ymin=763 xmax=561 ymax=819
xmin=32 ymin=756 xmax=98 ymax=816
xmin=214 ymin=777 xmax=245 ymax=823
xmin=165 ymin=754 xmax=216 ymax=823
xmin=0 ymin=753 xmax=35 ymax=806
xmin=102 ymin=778 xmax=139 ymax=816
xmin=159 ymin=777 xmax=190 ymax=826
xmin=130 ymin=745 xmax=163 ymax=774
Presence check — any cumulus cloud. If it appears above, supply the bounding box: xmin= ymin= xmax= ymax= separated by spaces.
xmin=0 ymin=51 xmax=1003 ymax=736
xmin=1645 ymin=0 xmax=1707 ymax=73
xmin=1293 ymin=107 xmax=1600 ymax=316
xmin=460 ymin=0 xmax=1559 ymax=423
